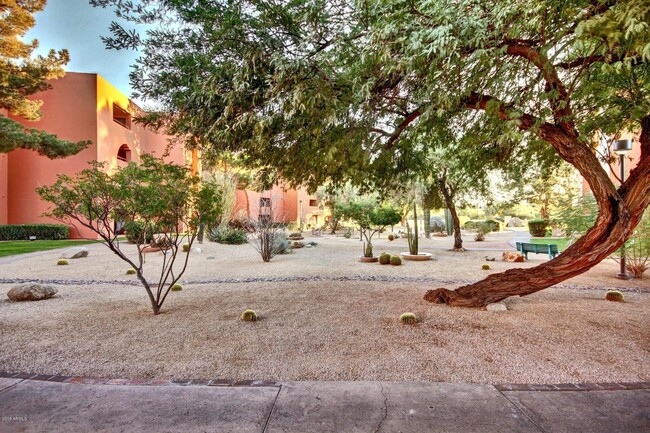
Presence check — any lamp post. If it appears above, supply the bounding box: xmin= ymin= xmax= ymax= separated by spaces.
xmin=613 ymin=139 xmax=633 ymax=280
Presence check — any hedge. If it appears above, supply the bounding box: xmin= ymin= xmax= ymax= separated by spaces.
xmin=528 ymin=219 xmax=549 ymax=237
xmin=0 ymin=224 xmax=70 ymax=240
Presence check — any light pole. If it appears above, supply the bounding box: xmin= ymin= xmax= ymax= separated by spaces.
xmin=613 ymin=139 xmax=633 ymax=280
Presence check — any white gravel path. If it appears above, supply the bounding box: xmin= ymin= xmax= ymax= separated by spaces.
xmin=1 ymin=232 xmax=648 ymax=383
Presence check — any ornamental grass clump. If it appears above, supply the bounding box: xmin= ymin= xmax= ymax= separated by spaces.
xmin=170 ymin=283 xmax=183 ymax=291
xmin=399 ymin=312 xmax=417 ymax=324
xmin=390 ymin=255 xmax=402 ymax=266
xmin=379 ymin=252 xmax=391 ymax=265
xmin=605 ymin=290 xmax=624 ymax=302
xmin=240 ymin=309 xmax=258 ymax=321
xmin=57 ymin=259 xmax=68 ymax=265
xmin=126 ymin=268 xmax=136 ymax=275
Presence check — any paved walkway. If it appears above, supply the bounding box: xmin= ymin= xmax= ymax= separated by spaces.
xmin=1 ymin=376 xmax=648 ymax=432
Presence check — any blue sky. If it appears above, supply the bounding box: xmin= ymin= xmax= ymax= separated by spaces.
xmin=27 ymin=0 xmax=140 ymax=100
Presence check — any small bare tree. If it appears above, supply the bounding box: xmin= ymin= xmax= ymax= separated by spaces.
xmin=246 ymin=194 xmax=290 ymax=262
xmin=38 ymin=156 xmax=222 ymax=315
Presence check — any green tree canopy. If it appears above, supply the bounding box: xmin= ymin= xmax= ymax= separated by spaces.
xmin=0 ymin=0 xmax=89 ymax=157
xmin=95 ymin=0 xmax=650 ymax=306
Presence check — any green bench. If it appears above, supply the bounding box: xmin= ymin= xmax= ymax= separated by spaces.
xmin=516 ymin=242 xmax=559 ymax=260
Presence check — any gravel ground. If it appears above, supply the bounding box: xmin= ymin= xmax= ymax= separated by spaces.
xmin=1 ymin=231 xmax=648 ymax=383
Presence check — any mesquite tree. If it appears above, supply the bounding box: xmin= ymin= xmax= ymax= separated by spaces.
xmin=94 ymin=0 xmax=650 ymax=307
xmin=38 ymin=155 xmax=222 ymax=315
xmin=335 ymin=199 xmax=401 ymax=257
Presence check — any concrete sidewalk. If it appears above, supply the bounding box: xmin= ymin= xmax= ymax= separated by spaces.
xmin=1 ymin=378 xmax=648 ymax=433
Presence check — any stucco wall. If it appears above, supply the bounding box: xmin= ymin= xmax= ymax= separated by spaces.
xmin=6 ymin=73 xmax=99 ymax=238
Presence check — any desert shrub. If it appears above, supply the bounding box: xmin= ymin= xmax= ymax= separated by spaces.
xmin=388 ymin=234 xmax=395 ymax=241
xmin=207 ymin=226 xmax=248 ymax=245
xmin=390 ymin=255 xmax=402 ymax=265
xmin=482 ymin=264 xmax=491 ymax=270
xmin=124 ymin=220 xmax=156 ymax=244
xmin=379 ymin=252 xmax=391 ymax=264
xmin=344 ymin=228 xmax=353 ymax=239
xmin=126 ymin=268 xmax=136 ymax=275
xmin=57 ymin=259 xmax=68 ymax=265
xmin=399 ymin=312 xmax=417 ymax=324
xmin=273 ymin=232 xmax=292 ymax=254
xmin=170 ymin=283 xmax=183 ymax=291
xmin=240 ymin=309 xmax=258 ymax=321
xmin=528 ymin=219 xmax=549 ymax=237
xmin=605 ymin=290 xmax=624 ymax=302
xmin=484 ymin=219 xmax=500 ymax=232
xmin=430 ymin=215 xmax=446 ymax=233
xmin=0 ymin=224 xmax=69 ymax=240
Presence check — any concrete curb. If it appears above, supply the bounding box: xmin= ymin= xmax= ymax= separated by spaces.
xmin=2 ymin=371 xmax=648 ymax=391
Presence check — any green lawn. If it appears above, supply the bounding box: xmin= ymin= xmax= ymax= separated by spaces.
xmin=0 ymin=240 xmax=98 ymax=258
xmin=529 ymin=237 xmax=570 ymax=252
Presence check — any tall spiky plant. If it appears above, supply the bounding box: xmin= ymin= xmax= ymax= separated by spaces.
xmin=407 ymin=201 xmax=419 ymax=255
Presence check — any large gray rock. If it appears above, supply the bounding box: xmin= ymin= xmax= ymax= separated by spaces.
xmin=506 ymin=217 xmax=524 ymax=227
xmin=60 ymin=247 xmax=89 ymax=259
xmin=7 ymin=284 xmax=58 ymax=302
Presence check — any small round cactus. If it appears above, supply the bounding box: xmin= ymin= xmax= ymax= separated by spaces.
xmin=240 ymin=309 xmax=258 ymax=321
xmin=126 ymin=268 xmax=136 ymax=275
xmin=390 ymin=255 xmax=402 ymax=266
xmin=57 ymin=259 xmax=69 ymax=266
xmin=605 ymin=290 xmax=624 ymax=302
xmin=182 ymin=243 xmax=190 ymax=252
xmin=482 ymin=264 xmax=491 ymax=270
xmin=379 ymin=252 xmax=391 ymax=265
xmin=388 ymin=234 xmax=395 ymax=241
xmin=400 ymin=312 xmax=417 ymax=324
xmin=170 ymin=283 xmax=183 ymax=292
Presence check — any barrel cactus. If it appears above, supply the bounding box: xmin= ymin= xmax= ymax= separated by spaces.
xmin=57 ymin=259 xmax=69 ymax=266
xmin=605 ymin=290 xmax=624 ymax=302
xmin=390 ymin=255 xmax=402 ymax=266
xmin=482 ymin=264 xmax=491 ymax=270
xmin=240 ymin=309 xmax=258 ymax=322
xmin=170 ymin=283 xmax=183 ymax=291
xmin=126 ymin=268 xmax=136 ymax=275
xmin=379 ymin=252 xmax=391 ymax=265
xmin=182 ymin=243 xmax=190 ymax=252
xmin=400 ymin=312 xmax=417 ymax=324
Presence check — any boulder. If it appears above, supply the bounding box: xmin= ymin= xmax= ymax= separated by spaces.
xmin=60 ymin=246 xmax=89 ymax=259
xmin=486 ymin=302 xmax=508 ymax=312
xmin=506 ymin=217 xmax=524 ymax=227
xmin=7 ymin=284 xmax=58 ymax=302
xmin=190 ymin=247 xmax=202 ymax=254
xmin=502 ymin=251 xmax=525 ymax=262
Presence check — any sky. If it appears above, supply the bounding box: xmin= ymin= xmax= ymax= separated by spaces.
xmin=26 ymin=0 xmax=140 ymax=100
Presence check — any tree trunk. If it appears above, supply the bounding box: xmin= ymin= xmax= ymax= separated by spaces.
xmin=448 ymin=204 xmax=464 ymax=251
xmin=438 ymin=176 xmax=464 ymax=251
xmin=426 ymin=119 xmax=650 ymax=307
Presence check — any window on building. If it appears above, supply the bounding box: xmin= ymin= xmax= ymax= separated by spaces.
xmin=309 ymin=199 xmax=318 ymax=207
xmin=117 ymin=144 xmax=131 ymax=162
xmin=260 ymin=197 xmax=271 ymax=207
xmin=113 ymin=104 xmax=131 ymax=129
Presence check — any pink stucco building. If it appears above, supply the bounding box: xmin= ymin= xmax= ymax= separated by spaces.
xmin=0 ymin=72 xmax=194 ymax=238
xmin=0 ymin=72 xmax=329 ymax=238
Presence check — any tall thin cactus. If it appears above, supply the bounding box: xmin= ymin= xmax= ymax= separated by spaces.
xmin=407 ymin=201 xmax=419 ymax=255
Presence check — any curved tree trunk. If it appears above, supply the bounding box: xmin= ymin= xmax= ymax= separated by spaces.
xmin=426 ymin=117 xmax=650 ymax=307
